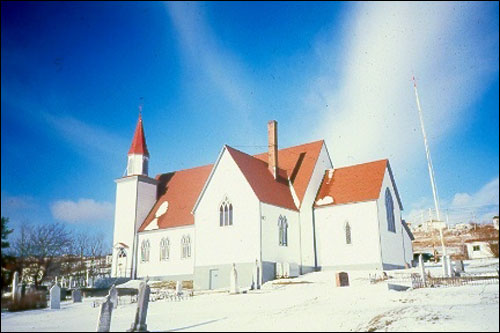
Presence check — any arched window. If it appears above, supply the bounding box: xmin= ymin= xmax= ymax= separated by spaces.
xmin=278 ymin=215 xmax=288 ymax=246
xmin=160 ymin=238 xmax=170 ymax=261
xmin=345 ymin=222 xmax=352 ymax=245
xmin=219 ymin=198 xmax=233 ymax=226
xmin=118 ymin=248 xmax=127 ymax=258
xmin=181 ymin=235 xmax=191 ymax=259
xmin=385 ymin=188 xmax=396 ymax=233
xmin=140 ymin=240 xmax=150 ymax=262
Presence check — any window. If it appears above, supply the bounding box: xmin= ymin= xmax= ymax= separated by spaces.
xmin=142 ymin=158 xmax=148 ymax=175
xmin=345 ymin=222 xmax=352 ymax=245
xmin=385 ymin=188 xmax=396 ymax=233
xmin=140 ymin=240 xmax=150 ymax=263
xmin=181 ymin=235 xmax=191 ymax=259
xmin=278 ymin=215 xmax=288 ymax=246
xmin=219 ymin=198 xmax=233 ymax=226
xmin=473 ymin=245 xmax=480 ymax=252
xmin=160 ymin=238 xmax=170 ymax=261
xmin=118 ymin=248 xmax=127 ymax=258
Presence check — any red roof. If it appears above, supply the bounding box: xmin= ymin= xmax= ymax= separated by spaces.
xmin=138 ymin=164 xmax=213 ymax=231
xmin=138 ymin=140 xmax=326 ymax=231
xmin=128 ymin=115 xmax=149 ymax=156
xmin=315 ymin=159 xmax=389 ymax=207
xmin=226 ymin=146 xmax=298 ymax=211
xmin=254 ymin=140 xmax=325 ymax=207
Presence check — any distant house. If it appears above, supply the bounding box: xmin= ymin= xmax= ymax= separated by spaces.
xmin=454 ymin=223 xmax=474 ymax=231
xmin=493 ymin=216 xmax=499 ymax=231
xmin=418 ymin=219 xmax=446 ymax=232
xmin=465 ymin=240 xmax=496 ymax=260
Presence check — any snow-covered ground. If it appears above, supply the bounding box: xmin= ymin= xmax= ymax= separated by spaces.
xmin=2 ymin=259 xmax=498 ymax=332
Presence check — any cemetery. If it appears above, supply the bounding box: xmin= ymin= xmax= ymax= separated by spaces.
xmin=1 ymin=258 xmax=498 ymax=332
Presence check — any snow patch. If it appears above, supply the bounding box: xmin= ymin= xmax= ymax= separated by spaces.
xmin=316 ymin=196 xmax=334 ymax=206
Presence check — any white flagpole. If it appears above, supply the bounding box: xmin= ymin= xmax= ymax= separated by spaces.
xmin=413 ymin=76 xmax=447 ymax=257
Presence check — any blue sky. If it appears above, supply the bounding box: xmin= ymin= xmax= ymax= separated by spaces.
xmin=1 ymin=1 xmax=498 ymax=249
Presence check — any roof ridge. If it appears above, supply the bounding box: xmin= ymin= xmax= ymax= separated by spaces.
xmin=154 ymin=163 xmax=214 ymax=179
xmin=332 ymin=159 xmax=388 ymax=170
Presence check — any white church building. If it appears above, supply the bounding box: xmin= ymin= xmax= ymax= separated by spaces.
xmin=111 ymin=117 xmax=413 ymax=290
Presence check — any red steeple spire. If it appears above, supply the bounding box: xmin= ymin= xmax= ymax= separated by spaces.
xmin=128 ymin=114 xmax=149 ymax=156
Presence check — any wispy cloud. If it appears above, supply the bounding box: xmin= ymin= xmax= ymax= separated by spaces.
xmin=1 ymin=191 xmax=38 ymax=211
xmin=165 ymin=2 xmax=257 ymax=141
xmin=406 ymin=177 xmax=499 ymax=224
xmin=308 ymin=2 xmax=498 ymax=169
xmin=50 ymin=198 xmax=114 ymax=224
xmin=42 ymin=112 xmax=128 ymax=160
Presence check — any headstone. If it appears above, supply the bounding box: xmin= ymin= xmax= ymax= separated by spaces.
xmin=175 ymin=281 xmax=183 ymax=296
xmin=442 ymin=255 xmax=449 ymax=277
xmin=96 ymin=295 xmax=113 ymax=332
xmin=11 ymin=271 xmax=19 ymax=302
xmin=454 ymin=260 xmax=464 ymax=274
xmin=128 ymin=281 xmax=150 ymax=332
xmin=109 ymin=284 xmax=118 ymax=309
xmin=335 ymin=272 xmax=349 ymax=287
xmin=229 ymin=263 xmax=239 ymax=294
xmin=419 ymin=254 xmax=427 ymax=287
xmin=50 ymin=284 xmax=61 ymax=309
xmin=72 ymin=289 xmax=82 ymax=303
xmin=446 ymin=255 xmax=453 ymax=277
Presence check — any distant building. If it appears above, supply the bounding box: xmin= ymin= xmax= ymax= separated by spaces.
xmin=454 ymin=223 xmax=474 ymax=231
xmin=417 ymin=219 xmax=446 ymax=232
xmin=465 ymin=240 xmax=496 ymax=260
xmin=493 ymin=216 xmax=499 ymax=231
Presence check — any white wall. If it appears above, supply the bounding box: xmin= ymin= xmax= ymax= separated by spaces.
xmin=111 ymin=178 xmax=137 ymax=278
xmin=111 ymin=175 xmax=157 ymax=278
xmin=401 ymin=225 xmax=413 ymax=265
xmin=466 ymin=242 xmax=495 ymax=259
xmin=376 ymin=168 xmax=407 ymax=268
xmin=136 ymin=226 xmax=195 ymax=278
xmin=127 ymin=154 xmax=148 ymax=176
xmin=299 ymin=143 xmax=333 ymax=268
xmin=314 ymin=201 xmax=383 ymax=269
xmin=260 ymin=203 xmax=300 ymax=266
xmin=194 ymin=148 xmax=261 ymax=267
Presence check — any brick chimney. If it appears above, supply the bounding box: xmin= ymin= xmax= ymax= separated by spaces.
xmin=268 ymin=120 xmax=278 ymax=179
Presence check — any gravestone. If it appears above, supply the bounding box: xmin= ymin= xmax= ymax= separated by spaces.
xmin=72 ymin=289 xmax=82 ymax=303
xmin=175 ymin=281 xmax=183 ymax=297
xmin=229 ymin=263 xmax=239 ymax=294
xmin=96 ymin=295 xmax=113 ymax=332
xmin=109 ymin=284 xmax=118 ymax=309
xmin=11 ymin=271 xmax=19 ymax=302
xmin=50 ymin=284 xmax=61 ymax=309
xmin=418 ymin=254 xmax=427 ymax=287
xmin=454 ymin=260 xmax=464 ymax=274
xmin=128 ymin=281 xmax=150 ymax=332
xmin=442 ymin=255 xmax=449 ymax=277
xmin=446 ymin=255 xmax=453 ymax=277
xmin=335 ymin=272 xmax=349 ymax=287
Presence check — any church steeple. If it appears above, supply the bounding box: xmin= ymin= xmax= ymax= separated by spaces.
xmin=128 ymin=114 xmax=149 ymax=157
xmin=126 ymin=114 xmax=150 ymax=176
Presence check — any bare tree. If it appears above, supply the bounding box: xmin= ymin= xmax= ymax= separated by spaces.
xmin=12 ymin=223 xmax=73 ymax=287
